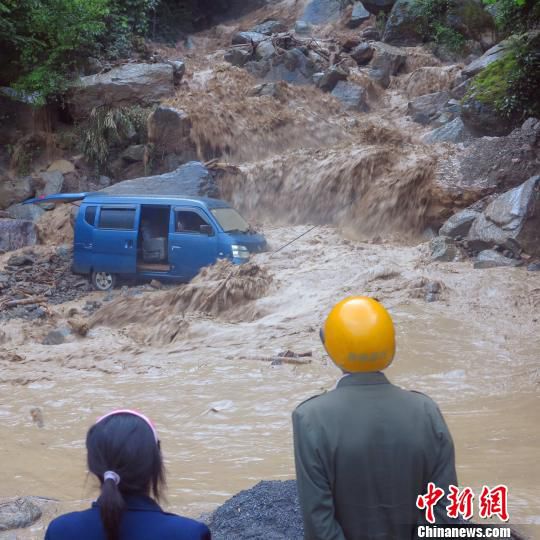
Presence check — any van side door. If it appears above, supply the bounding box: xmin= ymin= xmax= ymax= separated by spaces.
xmin=169 ymin=207 xmax=219 ymax=279
xmin=92 ymin=205 xmax=139 ymax=275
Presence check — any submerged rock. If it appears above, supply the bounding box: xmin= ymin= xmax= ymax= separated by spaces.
xmin=430 ymin=236 xmax=462 ymax=262
xmin=367 ymin=42 xmax=406 ymax=88
xmin=407 ymin=92 xmax=451 ymax=125
xmin=315 ymin=65 xmax=349 ymax=92
xmin=331 ymin=81 xmax=369 ymax=111
xmin=350 ymin=43 xmax=374 ymax=65
xmin=473 ymin=249 xmax=521 ymax=269
xmin=208 ymin=480 xmax=302 ymax=540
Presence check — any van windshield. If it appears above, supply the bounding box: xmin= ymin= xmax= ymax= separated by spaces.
xmin=211 ymin=208 xmax=250 ymax=233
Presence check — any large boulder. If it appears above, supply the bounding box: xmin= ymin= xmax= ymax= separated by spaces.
xmin=350 ymin=43 xmax=375 ymax=65
xmin=68 ymin=63 xmax=174 ymax=120
xmin=224 ymin=48 xmax=253 ymax=67
xmin=422 ymin=117 xmax=472 ymax=144
xmin=467 ymin=176 xmax=540 ymax=256
xmin=362 ymin=0 xmax=396 ymax=14
xmin=461 ymin=94 xmax=514 ymax=137
xmin=0 ymin=219 xmax=38 ymax=252
xmin=302 ymin=0 xmax=353 ymax=24
xmin=462 ymin=41 xmax=510 ymax=78
xmin=444 ymin=0 xmax=494 ymax=42
xmin=34 ymin=171 xmax=64 ymax=210
xmin=0 ymin=175 xmax=34 ymax=210
xmin=147 ymin=106 xmax=194 ymax=156
xmin=367 ymin=42 xmax=406 ymax=88
xmin=315 ymin=65 xmax=349 ymax=92
xmin=382 ymin=0 xmax=423 ymax=46
xmin=434 ymin=118 xmax=540 ymax=208
xmin=6 ymin=203 xmax=45 ymax=222
xmin=439 ymin=208 xmax=480 ymax=238
xmin=473 ymin=249 xmax=521 ymax=269
xmin=0 ymin=497 xmax=42 ymax=531
xmin=407 ymin=91 xmax=451 ymax=125
xmin=331 ymin=81 xmax=369 ymax=111
xmin=348 ymin=2 xmax=372 ymax=28
xmin=102 ymin=161 xmax=219 ymax=199
xmin=430 ymin=236 xmax=463 ymax=262
xmin=247 ymin=48 xmax=318 ymax=85
xmin=231 ymin=31 xmax=267 ymax=45
xmin=208 ymin=481 xmax=302 ymax=540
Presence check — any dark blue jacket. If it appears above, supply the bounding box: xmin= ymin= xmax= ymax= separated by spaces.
xmin=45 ymin=495 xmax=211 ymax=540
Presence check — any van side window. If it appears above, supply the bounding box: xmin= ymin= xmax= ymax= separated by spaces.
xmin=99 ymin=208 xmax=136 ymax=230
xmin=85 ymin=206 xmax=97 ymax=226
xmin=175 ymin=210 xmax=209 ymax=233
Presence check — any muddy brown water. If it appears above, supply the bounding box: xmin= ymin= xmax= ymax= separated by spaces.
xmin=1 ymin=227 xmax=539 ymax=538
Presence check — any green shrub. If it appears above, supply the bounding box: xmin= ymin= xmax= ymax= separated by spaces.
xmin=466 ymin=33 xmax=540 ymax=121
xmin=79 ymin=105 xmax=152 ymax=171
xmin=483 ymin=0 xmax=540 ymax=36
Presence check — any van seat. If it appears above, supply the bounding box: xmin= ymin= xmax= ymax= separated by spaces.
xmin=142 ymin=237 xmax=166 ymax=263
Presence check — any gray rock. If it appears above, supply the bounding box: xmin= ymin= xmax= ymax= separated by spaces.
xmin=224 ymin=48 xmax=253 ymax=67
xmin=252 ymin=20 xmax=287 ymax=35
xmin=367 ymin=42 xmax=406 ymax=88
xmin=439 ymin=209 xmax=480 ymax=238
xmin=461 ymin=95 xmax=514 ymax=137
xmin=255 ymin=40 xmax=277 ymax=60
xmin=383 ymin=0 xmax=423 ymax=46
xmin=42 ymin=327 xmax=71 ymax=345
xmin=208 ymin=480 xmax=303 ymax=540
xmin=0 ymin=497 xmax=42 ymax=531
xmin=316 ymin=65 xmax=349 ymax=92
xmin=527 ymin=262 xmax=540 ymax=271
xmin=407 ymin=91 xmax=451 ymax=125
xmin=121 ymin=144 xmax=145 ymax=163
xmin=231 ymin=31 xmax=266 ymax=45
xmin=248 ymin=82 xmax=288 ymax=100
xmin=6 ymin=203 xmax=45 ymax=222
xmin=462 ymin=41 xmax=509 ymax=78
xmin=302 ymin=0 xmax=353 ymax=24
xmin=422 ymin=118 xmax=472 ymax=144
xmin=68 ymin=63 xmax=174 ymax=120
xmin=350 ymin=43 xmax=374 ymax=65
xmin=0 ymin=219 xmax=38 ymax=253
xmin=450 ymin=78 xmax=473 ymax=100
xmin=0 ymin=175 xmax=33 ymax=210
xmin=349 ymin=2 xmax=371 ymax=28
xmin=258 ymin=48 xmax=318 ymax=85
xmin=103 ymin=161 xmax=219 ymax=199
xmin=474 ymin=249 xmax=521 ymax=269
xmin=467 ymin=176 xmax=540 ymax=256
xmin=294 ymin=20 xmax=313 ymax=35
xmin=331 ymin=81 xmax=369 ymax=111
xmin=168 ymin=60 xmax=186 ymax=86
xmin=35 ymin=171 xmax=64 ymax=210
xmin=430 ymin=236 xmax=461 ymax=262
xmin=147 ymin=106 xmax=194 ymax=158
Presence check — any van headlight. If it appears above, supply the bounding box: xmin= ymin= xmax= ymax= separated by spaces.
xmin=232 ymin=245 xmax=250 ymax=259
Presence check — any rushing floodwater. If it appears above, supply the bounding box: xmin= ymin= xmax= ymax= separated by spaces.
xmin=1 ymin=227 xmax=539 ymax=538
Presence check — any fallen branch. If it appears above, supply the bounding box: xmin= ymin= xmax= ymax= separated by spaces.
xmin=250 ymin=355 xmax=312 ymax=366
xmin=0 ymin=296 xmax=47 ymax=309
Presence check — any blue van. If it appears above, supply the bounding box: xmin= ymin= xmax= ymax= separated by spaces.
xmin=26 ymin=193 xmax=267 ymax=290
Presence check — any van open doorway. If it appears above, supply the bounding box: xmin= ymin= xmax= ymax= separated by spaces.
xmin=138 ymin=205 xmax=171 ymax=272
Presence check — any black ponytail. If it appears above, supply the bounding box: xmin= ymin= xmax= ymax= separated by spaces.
xmin=86 ymin=413 xmax=166 ymax=540
xmin=99 ymin=477 xmax=126 ymax=540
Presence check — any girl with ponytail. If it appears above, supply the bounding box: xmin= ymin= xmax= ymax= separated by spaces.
xmin=45 ymin=410 xmax=211 ymax=540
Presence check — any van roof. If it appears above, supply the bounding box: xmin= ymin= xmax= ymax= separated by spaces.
xmin=24 ymin=192 xmax=232 ymax=208
xmin=83 ymin=193 xmax=231 ymax=208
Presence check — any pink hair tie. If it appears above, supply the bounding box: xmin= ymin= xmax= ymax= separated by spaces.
xmin=96 ymin=409 xmax=159 ymax=444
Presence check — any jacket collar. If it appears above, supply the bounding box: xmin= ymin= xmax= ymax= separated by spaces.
xmin=93 ymin=494 xmax=162 ymax=513
xmin=337 ymin=371 xmax=390 ymax=387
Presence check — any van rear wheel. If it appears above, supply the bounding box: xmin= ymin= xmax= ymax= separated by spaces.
xmin=91 ymin=271 xmax=116 ymax=291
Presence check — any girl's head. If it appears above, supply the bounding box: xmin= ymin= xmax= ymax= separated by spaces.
xmin=86 ymin=410 xmax=166 ymax=540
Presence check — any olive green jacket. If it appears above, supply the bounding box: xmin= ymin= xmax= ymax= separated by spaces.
xmin=292 ymin=372 xmax=457 ymax=540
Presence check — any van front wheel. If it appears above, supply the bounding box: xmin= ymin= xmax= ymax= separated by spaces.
xmin=91 ymin=271 xmax=116 ymax=291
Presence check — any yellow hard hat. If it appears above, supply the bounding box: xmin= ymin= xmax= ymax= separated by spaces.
xmin=321 ymin=296 xmax=395 ymax=372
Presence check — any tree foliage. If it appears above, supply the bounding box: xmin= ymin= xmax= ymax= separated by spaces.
xmin=0 ymin=0 xmax=161 ymax=104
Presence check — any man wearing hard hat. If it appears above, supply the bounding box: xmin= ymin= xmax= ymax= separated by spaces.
xmin=292 ymin=297 xmax=458 ymax=539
